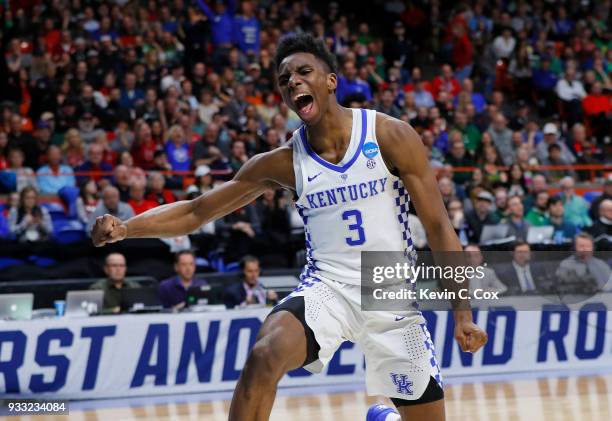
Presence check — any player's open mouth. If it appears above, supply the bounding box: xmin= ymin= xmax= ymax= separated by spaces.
xmin=294 ymin=93 xmax=314 ymax=116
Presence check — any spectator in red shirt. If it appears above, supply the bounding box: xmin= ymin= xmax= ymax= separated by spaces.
xmin=128 ymin=180 xmax=158 ymax=215
xmin=131 ymin=122 xmax=159 ymax=170
xmin=431 ymin=64 xmax=461 ymax=99
xmin=451 ymin=24 xmax=474 ymax=83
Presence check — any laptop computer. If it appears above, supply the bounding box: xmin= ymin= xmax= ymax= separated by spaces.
xmin=186 ymin=284 xmax=212 ymax=306
xmin=527 ymin=226 xmax=555 ymax=244
xmin=479 ymin=224 xmax=513 ymax=245
xmin=121 ymin=287 xmax=162 ymax=313
xmin=0 ymin=293 xmax=34 ymax=321
xmin=65 ymin=290 xmax=104 ymax=317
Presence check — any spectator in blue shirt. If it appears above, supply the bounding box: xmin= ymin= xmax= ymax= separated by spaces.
xmin=336 ymin=60 xmax=372 ymax=104
xmin=165 ymin=125 xmax=191 ymax=173
xmin=159 ymin=250 xmax=209 ymax=309
xmin=233 ymin=0 xmax=260 ymax=56
xmin=36 ymin=146 xmax=75 ymax=195
xmin=197 ymin=0 xmax=236 ymax=47
xmin=119 ymin=73 xmax=144 ymax=110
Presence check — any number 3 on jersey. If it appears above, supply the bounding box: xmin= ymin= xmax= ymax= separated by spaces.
xmin=342 ymin=209 xmax=366 ymax=246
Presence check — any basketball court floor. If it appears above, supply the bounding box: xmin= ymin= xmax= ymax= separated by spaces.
xmin=16 ymin=369 xmax=612 ymax=421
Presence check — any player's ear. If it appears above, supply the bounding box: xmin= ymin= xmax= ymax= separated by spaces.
xmin=327 ymin=73 xmax=337 ymax=92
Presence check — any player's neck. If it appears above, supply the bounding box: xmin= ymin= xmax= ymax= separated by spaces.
xmin=304 ymin=105 xmax=352 ymax=152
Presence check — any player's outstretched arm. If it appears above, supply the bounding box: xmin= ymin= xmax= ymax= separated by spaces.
xmin=377 ymin=114 xmax=488 ymax=353
xmin=91 ymin=147 xmax=294 ymax=247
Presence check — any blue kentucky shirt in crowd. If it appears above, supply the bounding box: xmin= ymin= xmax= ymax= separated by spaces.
xmin=336 ymin=76 xmax=373 ymax=103
xmin=196 ymin=0 xmax=236 ymax=46
xmin=234 ymin=14 xmax=260 ymax=55
xmin=165 ymin=142 xmax=191 ymax=172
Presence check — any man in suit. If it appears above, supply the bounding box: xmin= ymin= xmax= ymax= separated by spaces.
xmin=496 ymin=241 xmax=550 ymax=295
xmin=223 ymin=255 xmax=278 ymax=308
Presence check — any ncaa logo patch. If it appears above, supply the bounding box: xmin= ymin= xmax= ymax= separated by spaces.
xmin=390 ymin=373 xmax=414 ymax=395
xmin=362 ymin=141 xmax=379 ymax=159
xmin=366 ymin=159 xmax=376 ymax=169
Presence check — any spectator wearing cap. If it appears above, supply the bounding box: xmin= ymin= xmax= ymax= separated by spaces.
xmin=36 ymin=145 xmax=76 ymax=195
xmin=75 ymin=143 xmax=114 ymax=185
xmin=465 ymin=190 xmax=499 ymax=243
xmin=502 ymin=195 xmax=531 ymax=241
xmin=536 ymin=123 xmax=576 ymax=164
xmin=87 ymin=186 xmax=134 ymax=233
xmin=78 ymin=112 xmax=106 ymax=144
xmin=337 ymin=60 xmax=373 ymax=104
xmin=589 ymin=178 xmax=612 ymax=221
xmin=559 ymin=176 xmax=592 ymax=228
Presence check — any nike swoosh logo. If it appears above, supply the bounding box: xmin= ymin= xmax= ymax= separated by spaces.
xmin=307 ymin=172 xmax=322 ymax=182
xmin=395 ymin=316 xmax=406 ymax=321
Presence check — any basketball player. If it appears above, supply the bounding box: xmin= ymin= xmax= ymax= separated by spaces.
xmin=92 ymin=34 xmax=487 ymax=421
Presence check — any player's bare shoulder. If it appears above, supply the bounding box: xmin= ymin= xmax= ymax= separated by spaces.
xmin=374 ymin=112 xmax=426 ymax=173
xmin=234 ymin=144 xmax=296 ymax=191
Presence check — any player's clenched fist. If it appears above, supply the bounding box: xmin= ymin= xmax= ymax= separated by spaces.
xmin=454 ymin=320 xmax=488 ymax=353
xmin=91 ymin=214 xmax=128 ymax=247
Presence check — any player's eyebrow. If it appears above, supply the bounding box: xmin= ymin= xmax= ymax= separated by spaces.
xmin=279 ymin=63 xmax=312 ymax=79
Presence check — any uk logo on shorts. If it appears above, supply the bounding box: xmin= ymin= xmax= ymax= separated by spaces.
xmin=362 ymin=142 xmax=379 ymax=159
xmin=390 ymin=373 xmax=413 ymax=395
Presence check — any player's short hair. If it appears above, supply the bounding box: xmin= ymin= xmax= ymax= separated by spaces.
xmin=275 ymin=33 xmax=337 ymax=74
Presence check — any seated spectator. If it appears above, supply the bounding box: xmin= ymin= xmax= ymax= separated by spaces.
xmin=486 ymin=113 xmax=513 ymax=166
xmin=587 ymin=199 xmax=611 ymax=251
xmin=75 ymin=143 xmax=114 ymax=185
xmin=452 ymin=110 xmax=481 ymax=154
xmin=547 ymin=196 xmax=578 ymax=243
xmin=506 ymin=164 xmax=527 ymax=197
xmin=375 ymin=89 xmax=401 ymax=119
xmin=542 ymin=143 xmax=575 ymax=182
xmin=438 ymin=176 xmax=458 ymax=208
xmin=464 ymin=244 xmax=508 ymax=295
xmin=582 ymin=82 xmax=611 ymax=142
xmin=556 ymin=233 xmax=611 ymax=292
xmin=165 ymin=125 xmax=192 ymax=174
xmin=62 ymin=128 xmax=85 ymax=168
xmin=445 ymin=136 xmax=474 ymax=186
xmin=336 ymin=60 xmax=372 ymax=104
xmin=447 ymin=198 xmax=470 ymax=245
xmin=503 ymin=195 xmax=531 ymax=241
xmin=412 ymin=80 xmax=435 ymax=109
xmin=465 ymin=190 xmax=499 ymax=243
xmin=87 ymin=185 xmax=135 ymax=233
xmin=112 ymin=164 xmax=132 ymax=202
xmin=127 ymin=180 xmax=158 ymax=215
xmin=496 ymin=242 xmax=550 ymax=295
xmin=8 ymin=186 xmax=53 ymax=243
xmin=90 ymin=252 xmax=139 ymax=313
xmin=523 ymin=174 xmax=548 ymax=211
xmin=536 ymin=123 xmax=576 ymax=164
xmin=532 ymin=56 xmax=558 ymax=115
xmin=229 ymin=140 xmax=248 ymax=173
xmin=555 ymin=66 xmax=586 ymax=127
xmin=76 ymin=179 xmax=99 ymax=225
xmin=589 ymin=177 xmax=612 ymax=220
xmin=454 ymin=79 xmax=485 ymax=114
xmin=223 ymin=255 xmax=278 ymax=309
xmin=3 ymin=148 xmax=38 ymax=193
xmin=159 ymin=250 xmax=208 ymax=310
xmin=493 ymin=187 xmax=509 ymax=221
xmin=146 ymin=172 xmax=176 ymax=206
xmin=131 ymin=121 xmax=159 ymax=170
xmin=36 ymin=145 xmax=76 ymax=194
xmin=77 ymin=112 xmax=106 ymax=145
xmin=558 ymin=176 xmax=592 ymax=228
xmin=217 ymin=201 xmax=261 ymax=263
xmin=431 ymin=64 xmax=461 ymax=98
xmin=525 ymin=191 xmax=550 ymax=226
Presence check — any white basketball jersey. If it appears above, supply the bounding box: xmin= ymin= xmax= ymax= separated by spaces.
xmin=291 ymin=108 xmax=414 ymax=286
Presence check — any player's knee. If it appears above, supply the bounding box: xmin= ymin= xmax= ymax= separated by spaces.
xmin=245 ymin=339 xmax=287 ymax=383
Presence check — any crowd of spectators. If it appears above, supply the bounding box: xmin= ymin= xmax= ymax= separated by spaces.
xmin=0 ymin=0 xmax=610 ymax=274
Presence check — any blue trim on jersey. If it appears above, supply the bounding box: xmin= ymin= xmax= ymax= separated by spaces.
xmin=299 ymin=108 xmax=367 ymax=174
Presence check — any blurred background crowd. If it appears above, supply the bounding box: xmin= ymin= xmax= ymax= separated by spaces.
xmin=0 ymin=0 xmax=610 ymax=283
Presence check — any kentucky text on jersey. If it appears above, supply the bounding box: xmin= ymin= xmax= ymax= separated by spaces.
xmin=305 ymin=177 xmax=388 ymax=209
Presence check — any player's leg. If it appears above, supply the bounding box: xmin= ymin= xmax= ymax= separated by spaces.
xmin=395 ymin=399 xmax=445 ymax=421
xmin=229 ymin=310 xmax=307 ymax=421
xmin=367 ymin=377 xmax=445 ymax=421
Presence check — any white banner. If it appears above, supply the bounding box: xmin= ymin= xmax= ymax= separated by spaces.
xmin=1 ymin=302 xmax=611 ymax=399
